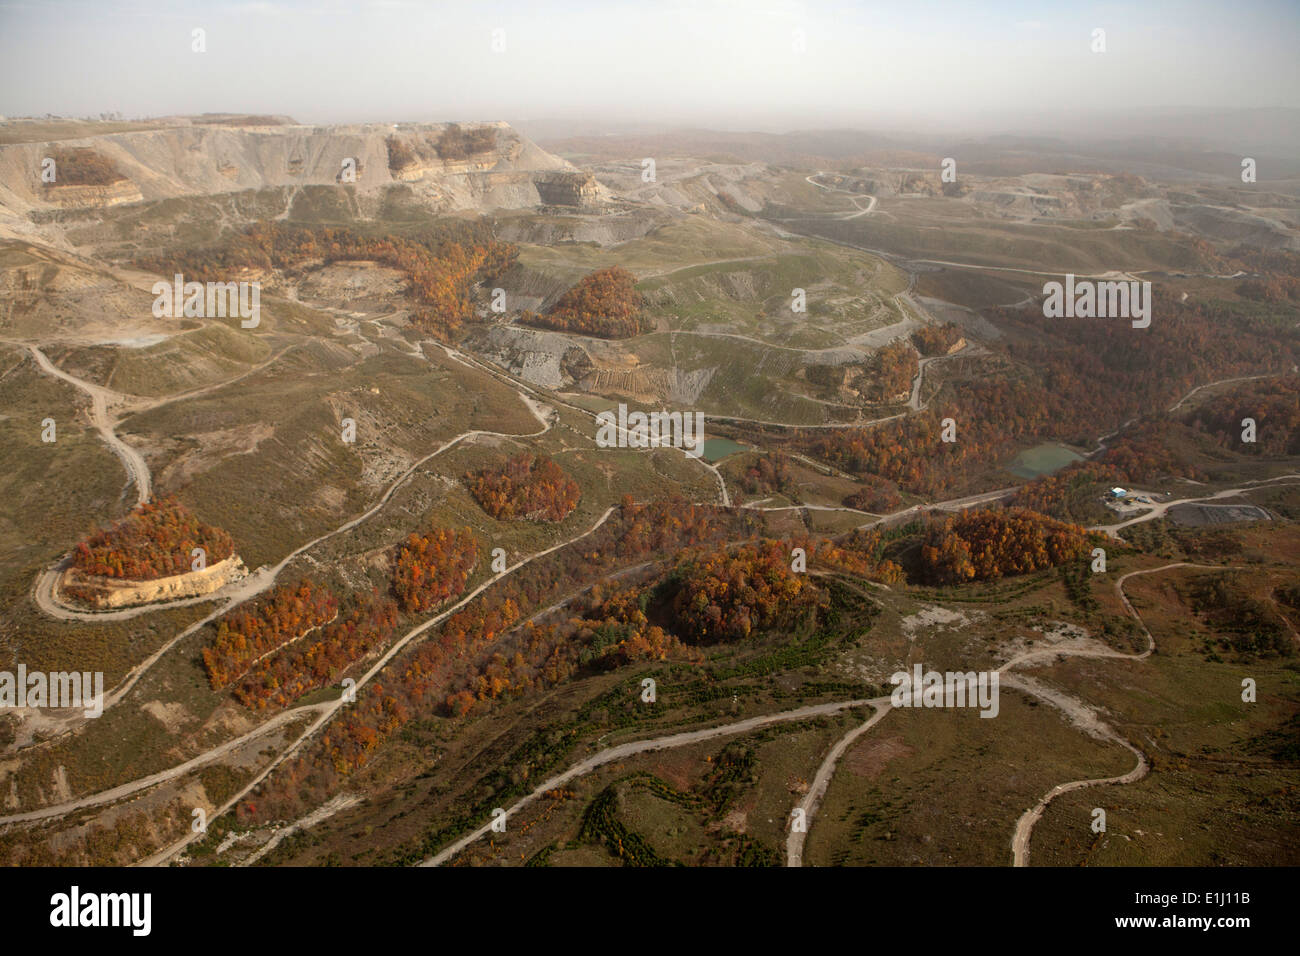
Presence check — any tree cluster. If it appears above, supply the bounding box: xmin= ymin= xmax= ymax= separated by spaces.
xmin=464 ymin=453 xmax=581 ymax=522
xmin=842 ymin=476 xmax=902 ymax=514
xmin=136 ymin=221 xmax=518 ymax=342
xmin=870 ymin=341 xmax=919 ymax=401
xmin=240 ymin=496 xmax=759 ymax=810
xmin=202 ymin=579 xmax=338 ymax=690
xmin=390 ymin=524 xmax=478 ymax=613
xmin=234 ymin=589 xmax=399 ymax=710
xmin=738 ymin=452 xmax=798 ymax=499
xmin=1185 ymin=377 xmax=1300 ymax=457
xmin=796 ymin=290 xmax=1297 ymax=497
xmin=71 ymin=496 xmax=234 ymax=581
xmin=809 ymin=529 xmax=905 ymax=585
xmin=433 ymin=124 xmax=497 ymax=160
xmin=1100 ymin=423 xmax=1203 ymax=484
xmin=670 ymin=540 xmax=826 ymax=644
xmin=1010 ymin=461 xmax=1123 ymax=522
xmin=519 ymin=266 xmax=649 ymax=338
xmin=919 ymin=508 xmax=1092 ymax=584
xmin=911 ymin=323 xmax=964 ymax=356
xmin=45 ymin=147 xmax=125 ymax=187
xmin=384 ymin=135 xmax=418 ymax=173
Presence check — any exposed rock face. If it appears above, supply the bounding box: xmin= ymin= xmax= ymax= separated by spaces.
xmin=0 ymin=120 xmax=577 ymax=227
xmin=465 ymin=323 xmax=716 ymax=404
xmin=385 ymin=125 xmax=506 ymax=180
xmin=533 ymin=171 xmax=603 ymax=207
xmin=57 ymin=554 xmax=246 ymax=610
xmin=577 ymin=365 xmax=715 ymax=405
xmin=560 ymin=346 xmax=594 ymax=381
xmin=41 ymin=180 xmax=142 ymax=208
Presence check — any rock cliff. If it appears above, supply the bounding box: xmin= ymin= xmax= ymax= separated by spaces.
xmin=57 ymin=554 xmax=247 ymax=610
xmin=0 ymin=119 xmax=582 ymax=231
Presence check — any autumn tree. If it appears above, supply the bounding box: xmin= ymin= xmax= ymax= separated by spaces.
xmin=519 ymin=266 xmax=648 ymax=338
xmin=464 ymin=453 xmax=581 ymax=522
xmin=919 ymin=508 xmax=1092 ymax=584
xmin=72 ymin=496 xmax=235 ymax=581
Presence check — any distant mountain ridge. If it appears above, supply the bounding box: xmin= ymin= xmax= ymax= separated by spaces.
xmin=0 ymin=119 xmax=596 ymax=239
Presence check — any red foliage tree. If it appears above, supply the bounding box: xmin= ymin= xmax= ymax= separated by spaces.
xmin=72 ymin=496 xmax=234 ymax=581
xmin=464 ymin=453 xmax=581 ymax=522
xmin=203 ymin=579 xmax=338 ymax=690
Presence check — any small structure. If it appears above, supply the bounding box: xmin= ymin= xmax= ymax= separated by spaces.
xmin=1108 ymin=487 xmax=1127 ymax=499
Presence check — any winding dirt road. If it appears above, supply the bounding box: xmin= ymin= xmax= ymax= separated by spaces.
xmin=786 ymin=560 xmax=1238 ymax=867
xmin=21 ymin=373 xmax=556 ymax=745
xmin=7 ymin=202 xmax=1283 ymax=871
xmin=26 ymin=344 xmax=151 ymax=505
xmin=786 ymin=699 xmax=891 ymax=867
xmin=407 ymin=553 xmax=1233 ymax=869
xmin=1006 ymin=562 xmax=1239 ymax=865
xmin=0 ymin=704 xmax=328 ymax=825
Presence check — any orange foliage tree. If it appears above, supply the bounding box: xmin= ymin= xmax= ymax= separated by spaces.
xmin=233 ymin=588 xmax=398 ymax=710
xmin=390 ymin=525 xmax=478 ymax=614
xmin=519 ymin=266 xmax=648 ymax=338
xmin=203 ymin=579 xmax=338 ymax=689
xmin=464 ymin=453 xmax=581 ymax=522
xmin=72 ymin=496 xmax=234 ymax=580
xmin=911 ymin=323 xmax=964 ymax=356
xmin=1185 ymin=377 xmax=1300 ymax=456
xmin=920 ymin=508 xmax=1092 ymax=584
xmin=137 ymin=221 xmax=517 ymax=342
xmin=670 ymin=540 xmax=826 ymax=644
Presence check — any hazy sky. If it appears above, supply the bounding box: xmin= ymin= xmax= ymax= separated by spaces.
xmin=1 ymin=0 xmax=1297 ymax=131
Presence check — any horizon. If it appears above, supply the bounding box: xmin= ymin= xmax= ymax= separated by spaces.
xmin=2 ymin=0 xmax=1298 ymax=135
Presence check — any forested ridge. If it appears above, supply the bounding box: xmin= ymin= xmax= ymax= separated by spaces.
xmin=209 ymin=523 xmax=478 ymax=702
xmin=71 ymin=497 xmax=235 ymax=581
xmin=203 ymin=579 xmax=338 ymax=690
xmin=1186 ymin=377 xmax=1300 ymax=456
xmin=919 ymin=508 xmax=1093 ymax=584
xmin=238 ymin=497 xmax=762 ymax=817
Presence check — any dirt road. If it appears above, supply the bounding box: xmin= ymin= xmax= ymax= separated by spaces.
xmin=1090 ymin=474 xmax=1300 ymax=534
xmin=26 ymin=345 xmax=151 ymax=505
xmin=1006 ymin=562 xmax=1239 ymax=865
xmin=0 ymin=704 xmax=327 ymax=825
xmin=420 ymin=696 xmax=878 ymax=867
xmin=142 ymin=505 xmax=618 ymax=866
xmin=21 ymin=387 xmax=556 ymax=746
xmin=786 ymin=700 xmax=891 ymax=866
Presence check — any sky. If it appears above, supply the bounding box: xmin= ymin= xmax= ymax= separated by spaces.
xmin=1 ymin=0 xmax=1297 ymax=132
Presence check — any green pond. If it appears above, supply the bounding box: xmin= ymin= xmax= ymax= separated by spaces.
xmin=1008 ymin=443 xmax=1084 ymax=479
xmin=701 ymin=438 xmax=750 ymax=463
